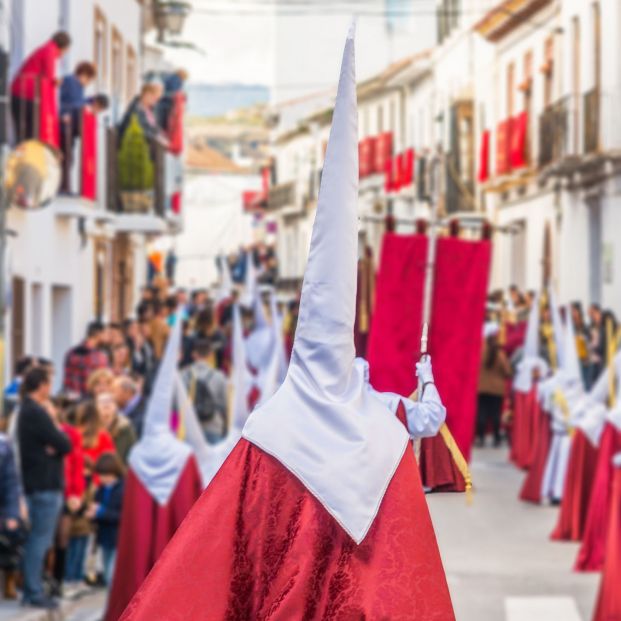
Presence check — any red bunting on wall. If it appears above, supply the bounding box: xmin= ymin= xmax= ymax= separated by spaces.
xmin=167 ymin=92 xmax=185 ymax=156
xmin=80 ymin=108 xmax=97 ymax=200
xmin=375 ymin=131 xmax=393 ymax=174
xmin=478 ymin=130 xmax=490 ymax=183
xmin=510 ymin=111 xmax=528 ymax=169
xmin=38 ymin=77 xmax=59 ymax=148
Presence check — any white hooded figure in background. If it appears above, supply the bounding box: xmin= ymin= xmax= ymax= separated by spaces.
xmin=541 ymin=304 xmax=585 ymax=502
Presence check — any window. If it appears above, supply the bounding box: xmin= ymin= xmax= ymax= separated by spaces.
xmin=543 ymin=37 xmax=554 ymax=107
xmin=593 ymin=3 xmax=601 ymax=90
xmin=111 ymin=27 xmax=124 ymax=99
xmin=126 ymin=45 xmax=137 ymax=101
xmin=94 ymin=7 xmax=108 ymax=91
xmin=507 ymin=62 xmax=515 ymax=117
xmin=572 ymin=16 xmax=581 ymax=152
xmin=377 ymin=106 xmax=384 ymax=133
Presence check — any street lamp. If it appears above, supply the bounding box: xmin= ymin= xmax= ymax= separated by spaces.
xmin=154 ymin=1 xmax=192 ymax=41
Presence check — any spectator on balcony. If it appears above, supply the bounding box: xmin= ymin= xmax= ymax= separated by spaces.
xmin=59 ymin=62 xmax=109 ymax=193
xmin=157 ymin=68 xmax=189 ymax=130
xmin=118 ymin=82 xmax=168 ymax=148
xmin=63 ymin=322 xmax=110 ymax=399
xmin=10 ymin=31 xmax=72 ymax=143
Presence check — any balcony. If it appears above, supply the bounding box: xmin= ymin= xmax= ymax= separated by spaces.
xmin=538 ymin=99 xmax=568 ymax=168
xmin=583 ymin=88 xmax=600 ymax=155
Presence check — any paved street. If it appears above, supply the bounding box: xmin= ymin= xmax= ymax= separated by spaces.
xmin=429 ymin=447 xmax=600 ymax=621
xmin=0 ymin=592 xmax=105 ymax=621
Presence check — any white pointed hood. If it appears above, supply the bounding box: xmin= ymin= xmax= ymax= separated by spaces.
xmin=230 ymin=304 xmax=252 ymax=432
xmin=514 ymin=292 xmax=548 ymax=393
xmin=128 ymin=314 xmax=193 ymax=505
xmin=216 ymin=255 xmax=233 ymax=303
xmin=242 ymin=252 xmax=268 ymax=327
xmin=549 ymin=288 xmax=565 ymax=369
xmin=561 ymin=306 xmax=583 ymax=389
xmin=243 ymin=24 xmax=409 ymax=544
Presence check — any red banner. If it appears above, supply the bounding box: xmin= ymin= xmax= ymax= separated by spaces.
xmin=367 ymin=233 xmax=491 ymax=462
xmin=358 ymin=137 xmax=376 ymax=178
xmin=510 ymin=111 xmax=528 ymax=169
xmin=368 ymin=233 xmax=427 ymax=395
xmin=384 ymin=157 xmax=395 ymax=193
xmin=374 ymin=131 xmax=393 ymax=174
xmin=171 ymin=191 xmax=182 ymax=215
xmin=401 ymin=148 xmax=415 ymax=186
xmin=478 ymin=130 xmax=490 ymax=182
xmin=168 ymin=92 xmax=185 ymax=155
xmin=428 ymin=237 xmax=492 ymax=461
xmin=80 ymin=108 xmax=97 ymax=200
xmin=38 ymin=77 xmax=59 ymax=148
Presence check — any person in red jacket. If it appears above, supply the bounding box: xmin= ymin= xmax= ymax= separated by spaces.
xmin=52 ymin=411 xmax=86 ymax=597
xmin=10 ymin=31 xmax=71 ymax=142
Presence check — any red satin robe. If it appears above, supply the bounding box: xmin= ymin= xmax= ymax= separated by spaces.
xmin=592 ymin=466 xmax=621 ymax=620
xmin=105 ymin=458 xmax=203 ymax=621
xmin=550 ymin=429 xmax=598 ymax=541
xmin=119 ymin=438 xmax=455 ymax=620
xmin=519 ymin=401 xmax=550 ymax=504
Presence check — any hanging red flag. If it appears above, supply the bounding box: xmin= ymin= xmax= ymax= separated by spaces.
xmin=38 ymin=77 xmax=59 ymax=148
xmin=478 ymin=130 xmax=490 ymax=183
xmin=401 ymin=148 xmax=415 ymax=186
xmin=171 ymin=191 xmax=182 ymax=215
xmin=167 ymin=92 xmax=185 ymax=155
xmin=496 ymin=120 xmax=510 ymax=175
xmin=384 ymin=157 xmax=394 ymax=193
xmin=261 ymin=167 xmax=270 ymax=193
xmin=80 ymin=108 xmax=97 ymax=200
xmin=375 ymin=131 xmax=393 ymax=174
xmin=509 ymin=111 xmax=528 ymax=169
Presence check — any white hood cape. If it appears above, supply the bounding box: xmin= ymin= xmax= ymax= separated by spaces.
xmin=242 ymin=24 xmax=409 ymax=544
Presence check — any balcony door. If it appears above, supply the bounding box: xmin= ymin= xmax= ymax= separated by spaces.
xmin=587 ymin=196 xmax=602 ymax=305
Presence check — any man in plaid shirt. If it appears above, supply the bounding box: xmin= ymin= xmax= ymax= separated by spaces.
xmin=63 ymin=321 xmax=109 ymax=397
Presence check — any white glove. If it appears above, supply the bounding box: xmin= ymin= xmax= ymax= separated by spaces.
xmin=416 ymin=356 xmax=435 ymax=385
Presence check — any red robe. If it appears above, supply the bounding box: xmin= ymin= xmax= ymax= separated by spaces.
xmin=419 ymin=435 xmax=466 ymax=493
xmin=519 ymin=403 xmax=551 ymax=504
xmin=510 ymin=388 xmax=539 ymax=470
xmin=550 ymin=430 xmax=598 ymax=541
xmin=119 ymin=438 xmax=455 ymax=620
xmin=575 ymin=424 xmax=621 ymax=572
xmin=592 ymin=466 xmax=621 ymax=621
xmin=105 ymin=458 xmax=203 ymax=621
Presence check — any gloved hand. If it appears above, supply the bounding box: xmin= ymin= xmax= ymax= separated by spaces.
xmin=416 ymin=355 xmax=435 ymax=385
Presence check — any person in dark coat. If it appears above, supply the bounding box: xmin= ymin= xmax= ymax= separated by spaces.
xmin=17 ymin=367 xmax=71 ymax=609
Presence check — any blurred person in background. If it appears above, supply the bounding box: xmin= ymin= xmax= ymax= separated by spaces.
xmin=10 ymin=31 xmax=72 ymax=142
xmin=96 ymin=393 xmax=136 ymax=464
xmin=0 ymin=432 xmax=25 ymax=600
xmin=112 ymin=377 xmax=146 ymax=439
xmin=588 ymin=303 xmax=604 ymax=384
xmin=111 ymin=343 xmax=131 ymax=377
xmin=571 ymin=301 xmax=590 ymax=387
xmin=87 ymin=453 xmax=125 ymax=586
xmin=181 ymin=339 xmax=228 ymax=444
xmin=477 ymin=326 xmax=513 ymax=448
xmin=17 ymin=367 xmax=71 ymax=609
xmin=118 ymin=82 xmax=168 ymax=147
xmin=63 ymin=322 xmax=109 ymax=398
xmin=86 ymin=369 xmax=115 ymax=400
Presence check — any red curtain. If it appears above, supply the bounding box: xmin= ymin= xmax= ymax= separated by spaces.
xmin=167 ymin=92 xmax=185 ymax=155
xmin=80 ymin=108 xmax=97 ymax=200
xmin=38 ymin=77 xmax=59 ymax=148
xmin=428 ymin=238 xmax=491 ymax=461
xmin=478 ymin=130 xmax=490 ymax=182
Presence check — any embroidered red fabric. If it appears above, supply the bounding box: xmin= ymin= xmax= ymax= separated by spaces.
xmin=550 ymin=430 xmax=599 ymax=542
xmin=119 ymin=439 xmax=455 ymax=621
xmin=593 ymin=467 xmax=621 ymax=620
xmin=575 ymin=424 xmax=621 ymax=572
xmin=105 ymin=458 xmax=203 ymax=621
